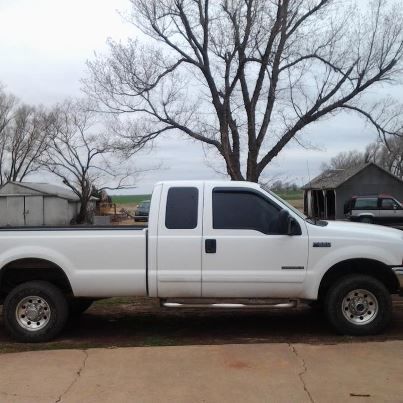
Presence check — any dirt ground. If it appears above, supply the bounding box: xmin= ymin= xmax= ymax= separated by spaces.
xmin=1 ymin=297 xmax=403 ymax=354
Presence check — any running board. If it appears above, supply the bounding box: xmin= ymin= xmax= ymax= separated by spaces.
xmin=161 ymin=300 xmax=297 ymax=309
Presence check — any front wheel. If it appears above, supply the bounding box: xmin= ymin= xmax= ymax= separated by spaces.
xmin=3 ymin=281 xmax=69 ymax=342
xmin=324 ymin=275 xmax=392 ymax=336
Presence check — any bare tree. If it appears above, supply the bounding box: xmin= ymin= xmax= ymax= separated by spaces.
xmin=43 ymin=100 xmax=136 ymax=224
xmin=0 ymin=89 xmax=49 ymax=185
xmin=365 ymin=137 xmax=403 ymax=179
xmin=323 ymin=135 xmax=403 ymax=178
xmin=321 ymin=150 xmax=366 ymax=170
xmin=0 ymin=88 xmax=16 ymax=182
xmin=0 ymin=87 xmax=15 ymax=138
xmin=85 ymin=0 xmax=403 ymax=182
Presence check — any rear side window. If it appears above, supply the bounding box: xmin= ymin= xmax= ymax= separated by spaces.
xmin=354 ymin=198 xmax=378 ymax=210
xmin=212 ymin=190 xmax=280 ymax=234
xmin=165 ymin=187 xmax=198 ymax=229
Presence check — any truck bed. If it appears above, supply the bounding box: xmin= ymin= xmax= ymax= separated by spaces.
xmin=0 ymin=226 xmax=148 ymax=298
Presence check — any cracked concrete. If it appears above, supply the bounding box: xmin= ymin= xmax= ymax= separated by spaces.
xmin=0 ymin=342 xmax=402 ymax=402
xmin=55 ymin=350 xmax=88 ymax=403
xmin=0 ymin=350 xmax=87 ymax=403
xmin=294 ymin=341 xmax=403 ymax=402
xmin=289 ymin=344 xmax=314 ymax=403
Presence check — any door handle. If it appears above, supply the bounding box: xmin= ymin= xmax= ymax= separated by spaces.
xmin=205 ymin=239 xmax=216 ymax=253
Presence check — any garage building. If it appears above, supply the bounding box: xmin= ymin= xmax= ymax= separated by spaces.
xmin=0 ymin=182 xmax=95 ymax=226
xmin=302 ymin=162 xmax=403 ymax=220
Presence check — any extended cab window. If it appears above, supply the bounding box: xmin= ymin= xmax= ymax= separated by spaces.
xmin=165 ymin=187 xmax=198 ymax=229
xmin=354 ymin=198 xmax=378 ymax=210
xmin=213 ymin=190 xmax=280 ymax=234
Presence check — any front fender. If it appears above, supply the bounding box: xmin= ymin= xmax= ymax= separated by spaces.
xmin=303 ymin=245 xmax=397 ymax=300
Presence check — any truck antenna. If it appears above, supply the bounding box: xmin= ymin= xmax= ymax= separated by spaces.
xmin=306 ymin=160 xmax=312 ymax=187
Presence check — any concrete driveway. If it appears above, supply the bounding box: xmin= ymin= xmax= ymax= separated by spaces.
xmin=1 ymin=341 xmax=403 ymax=403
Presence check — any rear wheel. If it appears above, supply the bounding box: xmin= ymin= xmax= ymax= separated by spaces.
xmin=359 ymin=216 xmax=373 ymax=224
xmin=3 ymin=281 xmax=68 ymax=342
xmin=324 ymin=274 xmax=392 ymax=335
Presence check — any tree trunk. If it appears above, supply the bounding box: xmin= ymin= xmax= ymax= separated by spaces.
xmin=246 ymin=148 xmax=259 ymax=182
xmin=76 ymin=198 xmax=89 ymax=224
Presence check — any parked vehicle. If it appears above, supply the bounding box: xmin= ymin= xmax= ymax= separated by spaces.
xmin=0 ymin=181 xmax=402 ymax=342
xmin=345 ymin=194 xmax=403 ymax=224
xmin=134 ymin=200 xmax=151 ymax=222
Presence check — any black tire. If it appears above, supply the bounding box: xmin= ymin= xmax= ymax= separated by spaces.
xmin=324 ymin=274 xmax=392 ymax=336
xmin=3 ymin=281 xmax=68 ymax=343
xmin=360 ymin=216 xmax=373 ymax=224
xmin=307 ymin=300 xmax=323 ymax=313
xmin=68 ymin=298 xmax=93 ymax=316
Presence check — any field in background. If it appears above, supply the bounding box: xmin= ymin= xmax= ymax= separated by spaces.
xmin=275 ymin=190 xmax=303 ymax=201
xmin=276 ymin=190 xmax=304 ymax=210
xmin=111 ymin=195 xmax=151 ymax=206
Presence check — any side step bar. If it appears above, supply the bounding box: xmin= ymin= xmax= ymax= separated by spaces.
xmin=161 ymin=300 xmax=297 ymax=309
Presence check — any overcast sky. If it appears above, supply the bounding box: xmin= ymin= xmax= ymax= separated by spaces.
xmin=0 ymin=0 xmax=401 ymax=194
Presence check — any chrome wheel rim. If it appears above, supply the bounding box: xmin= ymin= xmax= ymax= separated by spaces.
xmin=342 ymin=289 xmax=378 ymax=325
xmin=15 ymin=296 xmax=51 ymax=331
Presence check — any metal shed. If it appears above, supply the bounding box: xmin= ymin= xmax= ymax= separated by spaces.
xmin=302 ymin=162 xmax=403 ymax=220
xmin=0 ymin=182 xmax=96 ymax=226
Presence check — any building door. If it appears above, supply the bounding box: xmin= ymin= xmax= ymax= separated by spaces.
xmin=6 ymin=197 xmax=25 ymax=226
xmin=24 ymin=196 xmax=44 ymax=225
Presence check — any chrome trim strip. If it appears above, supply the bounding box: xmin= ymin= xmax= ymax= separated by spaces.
xmin=162 ymin=301 xmax=297 ymax=309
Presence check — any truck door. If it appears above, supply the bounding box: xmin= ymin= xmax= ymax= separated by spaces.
xmin=201 ymin=184 xmax=309 ymax=298
xmin=156 ymin=184 xmax=204 ymax=297
xmin=379 ymin=197 xmax=403 ymax=222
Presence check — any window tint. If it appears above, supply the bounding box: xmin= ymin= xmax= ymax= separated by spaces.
xmin=381 ymin=198 xmax=397 ymax=210
xmin=165 ymin=187 xmax=198 ymax=229
xmin=213 ymin=190 xmax=280 ymax=234
xmin=354 ymin=198 xmax=378 ymax=210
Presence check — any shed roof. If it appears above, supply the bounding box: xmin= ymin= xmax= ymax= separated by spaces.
xmin=0 ymin=182 xmax=80 ymax=201
xmin=302 ymin=162 xmax=403 ymax=190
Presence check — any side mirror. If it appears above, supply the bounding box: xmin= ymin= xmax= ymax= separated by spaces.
xmin=277 ymin=209 xmax=290 ymax=234
xmin=276 ymin=210 xmax=302 ymax=235
xmin=287 ymin=216 xmax=302 ymax=236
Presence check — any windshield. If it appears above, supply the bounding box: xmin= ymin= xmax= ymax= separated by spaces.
xmin=260 ymin=185 xmax=307 ymax=220
xmin=139 ymin=201 xmax=150 ymax=208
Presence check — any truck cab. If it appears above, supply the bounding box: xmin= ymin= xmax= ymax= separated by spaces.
xmin=149 ymin=181 xmax=308 ymax=299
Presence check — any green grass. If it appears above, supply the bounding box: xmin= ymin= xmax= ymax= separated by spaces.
xmin=275 ymin=190 xmax=303 ymax=201
xmin=111 ymin=194 xmax=151 ymax=205
xmin=94 ymin=297 xmax=135 ymax=307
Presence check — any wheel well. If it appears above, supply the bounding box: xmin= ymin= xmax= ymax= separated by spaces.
xmin=318 ymin=258 xmax=399 ymax=300
xmin=0 ymin=258 xmax=73 ymax=301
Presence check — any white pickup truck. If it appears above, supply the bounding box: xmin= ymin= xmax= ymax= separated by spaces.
xmin=1 ymin=180 xmax=402 ymax=342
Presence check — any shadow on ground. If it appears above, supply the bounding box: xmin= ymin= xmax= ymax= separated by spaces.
xmin=1 ymin=297 xmax=403 ymax=353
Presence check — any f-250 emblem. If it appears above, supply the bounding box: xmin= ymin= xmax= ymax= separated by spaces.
xmin=313 ymin=242 xmax=331 ymax=248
